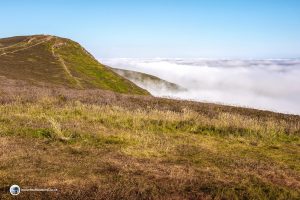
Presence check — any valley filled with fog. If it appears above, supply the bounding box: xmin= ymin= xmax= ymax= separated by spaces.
xmin=102 ymin=58 xmax=300 ymax=115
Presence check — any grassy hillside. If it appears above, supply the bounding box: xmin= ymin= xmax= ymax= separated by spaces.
xmin=0 ymin=35 xmax=149 ymax=95
xmin=111 ymin=68 xmax=186 ymax=92
xmin=0 ymin=35 xmax=299 ymax=200
xmin=0 ymin=78 xmax=299 ymax=199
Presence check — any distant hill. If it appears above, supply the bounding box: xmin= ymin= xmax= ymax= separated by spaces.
xmin=0 ymin=35 xmax=149 ymax=95
xmin=111 ymin=68 xmax=187 ymax=93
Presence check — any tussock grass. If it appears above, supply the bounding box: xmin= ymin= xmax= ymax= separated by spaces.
xmin=0 ymin=84 xmax=299 ymax=199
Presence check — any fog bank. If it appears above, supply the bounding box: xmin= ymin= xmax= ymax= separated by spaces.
xmin=102 ymin=58 xmax=300 ymax=115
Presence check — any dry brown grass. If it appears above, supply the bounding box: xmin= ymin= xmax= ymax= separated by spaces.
xmin=0 ymin=78 xmax=299 ymax=199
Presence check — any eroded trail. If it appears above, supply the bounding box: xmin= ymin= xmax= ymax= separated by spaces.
xmin=0 ymin=38 xmax=29 ymax=51
xmin=51 ymin=40 xmax=83 ymax=88
xmin=0 ymin=36 xmax=53 ymax=56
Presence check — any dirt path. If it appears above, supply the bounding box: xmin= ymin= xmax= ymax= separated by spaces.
xmin=0 ymin=36 xmax=53 ymax=57
xmin=51 ymin=40 xmax=83 ymax=88
xmin=0 ymin=38 xmax=29 ymax=51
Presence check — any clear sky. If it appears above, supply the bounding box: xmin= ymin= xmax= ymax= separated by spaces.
xmin=1 ymin=0 xmax=300 ymax=58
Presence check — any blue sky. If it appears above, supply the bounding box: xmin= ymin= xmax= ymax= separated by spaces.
xmin=1 ymin=0 xmax=300 ymax=58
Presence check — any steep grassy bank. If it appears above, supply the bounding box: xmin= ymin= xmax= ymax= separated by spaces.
xmin=0 ymin=82 xmax=299 ymax=199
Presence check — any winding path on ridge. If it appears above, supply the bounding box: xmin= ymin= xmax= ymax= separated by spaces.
xmin=0 ymin=38 xmax=29 ymax=51
xmin=51 ymin=39 xmax=83 ymax=88
xmin=0 ymin=36 xmax=53 ymax=56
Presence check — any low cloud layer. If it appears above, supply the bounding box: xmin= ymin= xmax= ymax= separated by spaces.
xmin=102 ymin=58 xmax=300 ymax=115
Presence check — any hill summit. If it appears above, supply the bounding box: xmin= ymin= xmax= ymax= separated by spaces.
xmin=0 ymin=35 xmax=149 ymax=95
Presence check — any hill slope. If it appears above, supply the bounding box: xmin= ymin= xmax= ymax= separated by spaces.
xmin=0 ymin=82 xmax=299 ymax=199
xmin=0 ymin=35 xmax=149 ymax=95
xmin=111 ymin=67 xmax=187 ymax=92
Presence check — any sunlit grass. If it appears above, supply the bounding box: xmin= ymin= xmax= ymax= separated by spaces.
xmin=0 ymin=94 xmax=299 ymax=199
